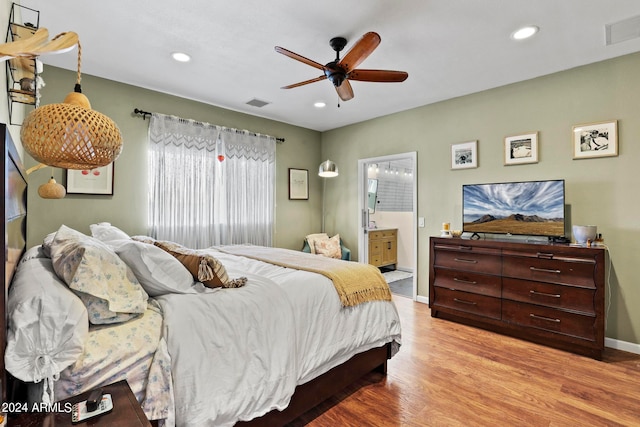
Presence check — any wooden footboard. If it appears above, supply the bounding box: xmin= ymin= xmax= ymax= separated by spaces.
xmin=236 ymin=343 xmax=391 ymax=427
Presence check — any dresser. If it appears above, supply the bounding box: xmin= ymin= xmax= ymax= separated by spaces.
xmin=368 ymin=228 xmax=398 ymax=269
xmin=429 ymin=237 xmax=605 ymax=359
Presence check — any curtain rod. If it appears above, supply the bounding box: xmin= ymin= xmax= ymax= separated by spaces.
xmin=133 ymin=108 xmax=285 ymax=143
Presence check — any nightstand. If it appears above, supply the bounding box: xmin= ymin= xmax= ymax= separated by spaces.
xmin=9 ymin=380 xmax=152 ymax=427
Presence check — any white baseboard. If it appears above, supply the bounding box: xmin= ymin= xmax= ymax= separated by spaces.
xmin=605 ymin=337 xmax=640 ymax=355
xmin=415 ymin=295 xmax=429 ymax=304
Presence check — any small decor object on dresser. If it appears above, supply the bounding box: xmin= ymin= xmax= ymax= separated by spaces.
xmin=572 ymin=120 xmax=618 ymax=159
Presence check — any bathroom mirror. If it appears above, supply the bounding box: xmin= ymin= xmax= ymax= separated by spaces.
xmin=368 ymin=179 xmax=378 ymax=213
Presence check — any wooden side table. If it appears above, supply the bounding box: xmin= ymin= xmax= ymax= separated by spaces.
xmin=9 ymin=380 xmax=152 ymax=427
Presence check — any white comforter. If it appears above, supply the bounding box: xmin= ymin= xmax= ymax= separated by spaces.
xmin=155 ymin=247 xmax=402 ymax=426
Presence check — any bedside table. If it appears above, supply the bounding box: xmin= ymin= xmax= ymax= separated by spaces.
xmin=9 ymin=380 xmax=152 ymax=427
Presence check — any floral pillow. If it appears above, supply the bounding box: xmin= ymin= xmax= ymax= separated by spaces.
xmin=314 ymin=234 xmax=342 ymax=259
xmin=49 ymin=225 xmax=148 ymax=324
xmin=154 ymin=240 xmax=247 ymax=288
xmin=305 ymin=233 xmax=329 ymax=254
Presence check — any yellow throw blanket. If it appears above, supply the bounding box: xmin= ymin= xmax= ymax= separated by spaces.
xmin=216 ymin=245 xmax=391 ymax=307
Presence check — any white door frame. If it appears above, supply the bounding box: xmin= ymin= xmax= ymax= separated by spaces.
xmin=357 ymin=151 xmax=418 ymax=300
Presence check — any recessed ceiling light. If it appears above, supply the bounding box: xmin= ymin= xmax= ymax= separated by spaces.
xmin=314 ymin=101 xmax=326 ymax=108
xmin=172 ymin=52 xmax=191 ymax=62
xmin=511 ymin=25 xmax=539 ymax=40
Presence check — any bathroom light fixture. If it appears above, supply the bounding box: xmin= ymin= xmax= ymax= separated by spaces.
xmin=511 ymin=25 xmax=539 ymax=40
xmin=172 ymin=52 xmax=191 ymax=62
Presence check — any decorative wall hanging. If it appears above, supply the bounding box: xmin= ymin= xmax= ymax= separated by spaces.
xmin=451 ymin=141 xmax=478 ymax=170
xmin=288 ymin=168 xmax=309 ymax=200
xmin=66 ymin=163 xmax=114 ymax=195
xmin=572 ymin=120 xmax=618 ymax=159
xmin=504 ymin=132 xmax=538 ymax=165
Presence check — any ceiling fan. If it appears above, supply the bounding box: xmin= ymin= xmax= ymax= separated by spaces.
xmin=275 ymin=32 xmax=408 ymax=102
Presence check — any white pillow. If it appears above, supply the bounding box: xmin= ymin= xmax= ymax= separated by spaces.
xmin=305 ymin=233 xmax=329 ymax=254
xmin=108 ymin=239 xmax=196 ymax=296
xmin=90 ymin=222 xmax=130 ymax=242
xmin=6 ymin=250 xmax=89 ymax=385
xmin=49 ymin=225 xmax=148 ymax=324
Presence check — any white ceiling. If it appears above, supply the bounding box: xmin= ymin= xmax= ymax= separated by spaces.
xmin=23 ymin=0 xmax=640 ymax=132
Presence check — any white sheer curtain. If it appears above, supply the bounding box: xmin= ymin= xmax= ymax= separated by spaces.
xmin=148 ymin=113 xmax=276 ymax=248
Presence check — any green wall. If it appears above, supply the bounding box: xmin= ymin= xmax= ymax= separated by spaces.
xmin=7 ymin=46 xmax=639 ymax=347
xmin=321 ymin=52 xmax=640 ymax=346
xmin=24 ymin=67 xmax=323 ymax=251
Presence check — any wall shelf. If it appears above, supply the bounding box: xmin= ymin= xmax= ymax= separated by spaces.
xmin=5 ymin=3 xmax=40 ymax=125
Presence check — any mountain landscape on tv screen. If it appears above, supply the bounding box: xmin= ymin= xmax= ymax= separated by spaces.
xmin=463 ymin=180 xmax=565 ymax=236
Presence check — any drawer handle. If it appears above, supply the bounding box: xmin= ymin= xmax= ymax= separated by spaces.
xmin=537 ymin=252 xmax=555 ymax=259
xmin=454 ymin=258 xmax=478 ymax=264
xmin=453 ymin=298 xmax=477 ymax=306
xmin=457 ymin=246 xmax=473 ymax=251
xmin=530 ymin=290 xmax=561 ymax=298
xmin=454 ymin=277 xmax=477 ymax=285
xmin=529 ymin=313 xmax=561 ymax=323
xmin=530 ymin=266 xmax=561 ymax=274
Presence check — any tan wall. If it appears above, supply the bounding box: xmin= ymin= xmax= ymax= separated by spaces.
xmin=23 ymin=67 xmax=323 ymax=251
xmin=321 ymin=52 xmax=640 ymax=346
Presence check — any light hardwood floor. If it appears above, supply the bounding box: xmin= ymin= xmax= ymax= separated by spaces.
xmin=289 ymin=295 xmax=640 ymax=426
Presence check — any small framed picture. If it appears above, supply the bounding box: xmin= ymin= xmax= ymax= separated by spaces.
xmin=504 ymin=132 xmax=538 ymax=165
xmin=451 ymin=140 xmax=478 ymax=170
xmin=66 ymin=163 xmax=114 ymax=195
xmin=288 ymin=168 xmax=309 ymax=200
xmin=572 ymin=120 xmax=618 ymax=159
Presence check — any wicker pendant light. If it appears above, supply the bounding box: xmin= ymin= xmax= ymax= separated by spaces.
xmin=38 ymin=177 xmax=66 ymax=199
xmin=21 ymin=40 xmax=123 ymax=170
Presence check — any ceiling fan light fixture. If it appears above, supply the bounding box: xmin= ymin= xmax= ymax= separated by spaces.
xmin=314 ymin=101 xmax=326 ymax=108
xmin=511 ymin=25 xmax=539 ymax=40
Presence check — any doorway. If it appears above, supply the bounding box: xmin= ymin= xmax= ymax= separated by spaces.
xmin=357 ymin=152 xmax=417 ymax=300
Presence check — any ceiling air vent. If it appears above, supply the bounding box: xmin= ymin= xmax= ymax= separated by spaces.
xmin=605 ymin=14 xmax=640 ymax=45
xmin=246 ymin=98 xmax=271 ymax=108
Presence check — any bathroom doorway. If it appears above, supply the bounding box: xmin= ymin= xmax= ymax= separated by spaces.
xmin=357 ymin=152 xmax=417 ymax=299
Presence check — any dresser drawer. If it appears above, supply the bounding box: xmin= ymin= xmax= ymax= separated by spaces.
xmin=502 ymin=256 xmax=596 ymax=288
xmin=503 ymin=278 xmax=596 ymax=315
xmin=433 ymin=249 xmax=501 ymax=275
xmin=433 ymin=267 xmax=501 ymax=297
xmin=502 ymin=300 xmax=596 ymax=342
xmin=433 ymin=287 xmax=501 ymax=319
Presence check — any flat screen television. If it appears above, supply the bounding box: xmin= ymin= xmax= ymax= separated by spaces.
xmin=463 ymin=179 xmax=565 ymax=238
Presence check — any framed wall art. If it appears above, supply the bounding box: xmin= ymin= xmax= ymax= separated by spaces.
xmin=504 ymin=132 xmax=538 ymax=165
xmin=572 ymin=120 xmax=618 ymax=159
xmin=451 ymin=140 xmax=478 ymax=170
xmin=66 ymin=163 xmax=114 ymax=195
xmin=288 ymin=168 xmax=309 ymax=200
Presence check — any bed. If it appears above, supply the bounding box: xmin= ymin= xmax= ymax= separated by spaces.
xmin=2 ymin=123 xmax=402 ymax=426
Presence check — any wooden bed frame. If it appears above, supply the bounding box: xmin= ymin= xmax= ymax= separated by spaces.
xmin=1 ymin=121 xmax=391 ymax=425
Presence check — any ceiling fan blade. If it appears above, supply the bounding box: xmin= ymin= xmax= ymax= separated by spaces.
xmin=281 ymin=75 xmax=327 ymax=89
xmin=335 ymin=80 xmax=354 ymax=101
xmin=339 ymin=32 xmax=381 ymax=73
xmin=275 ymin=46 xmax=325 ymax=71
xmin=348 ymin=69 xmax=408 ymax=83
